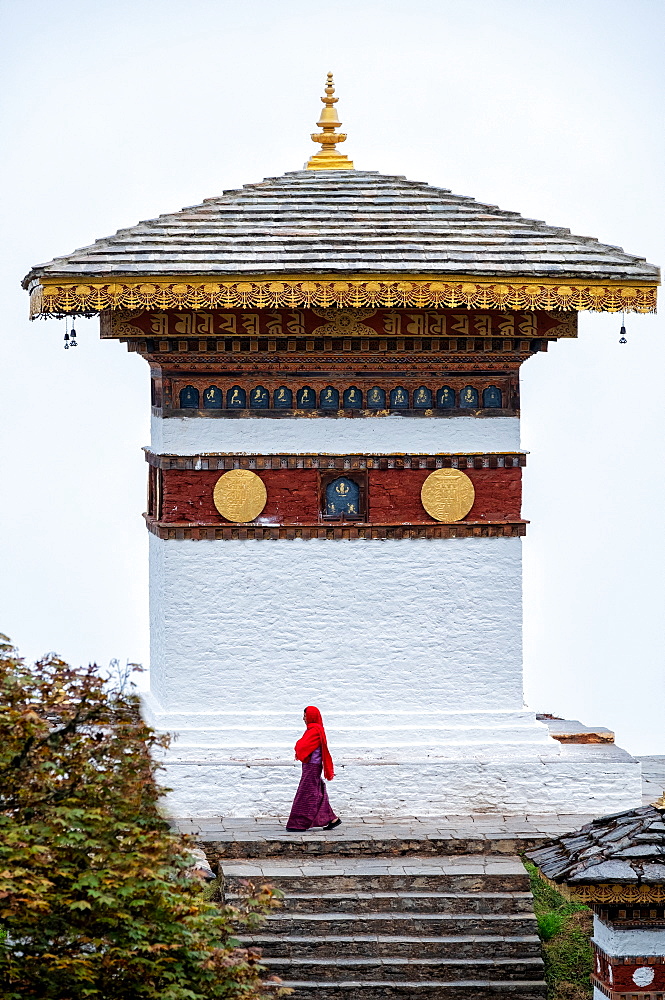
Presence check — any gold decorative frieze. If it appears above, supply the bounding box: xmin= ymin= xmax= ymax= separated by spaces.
xmin=542 ymin=875 xmax=665 ymax=905
xmin=28 ymin=274 xmax=657 ymax=317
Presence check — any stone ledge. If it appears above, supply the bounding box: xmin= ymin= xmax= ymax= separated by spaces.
xmin=169 ymin=815 xmax=598 ymax=859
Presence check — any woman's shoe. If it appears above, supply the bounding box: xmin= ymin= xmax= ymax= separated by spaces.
xmin=324 ymin=818 xmax=342 ymax=830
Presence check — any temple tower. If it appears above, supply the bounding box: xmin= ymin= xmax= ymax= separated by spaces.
xmin=23 ymin=76 xmax=659 ymax=819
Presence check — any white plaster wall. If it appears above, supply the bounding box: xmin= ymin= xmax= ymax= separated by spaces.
xmin=148 ymin=534 xmax=525 ymax=718
xmin=150 ymin=413 xmax=521 ymax=455
xmin=154 ymin=755 xmax=643 ymax=818
xmin=593 ymin=914 xmax=665 ymax=956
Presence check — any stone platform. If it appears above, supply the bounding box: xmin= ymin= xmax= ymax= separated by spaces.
xmin=174 ymin=813 xmax=597 ymax=861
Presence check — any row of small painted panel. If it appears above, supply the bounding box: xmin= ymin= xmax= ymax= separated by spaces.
xmin=178 ymin=384 xmax=504 ymax=410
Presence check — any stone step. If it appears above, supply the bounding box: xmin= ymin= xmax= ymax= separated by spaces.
xmin=277 ymin=981 xmax=548 ymax=1000
xmin=221 ymin=854 xmax=546 ymax=998
xmin=222 ymin=857 xmax=529 ymax=896
xmin=263 ymin=911 xmax=539 ymax=936
xmin=280 ymin=981 xmax=548 ymax=1000
xmin=264 ymin=955 xmax=545 ymax=982
xmin=227 ymin=889 xmax=537 ymax=915
xmin=247 ymin=932 xmax=542 ymax=960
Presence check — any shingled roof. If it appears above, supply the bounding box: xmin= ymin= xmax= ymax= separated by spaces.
xmin=23 ymin=170 xmax=659 ymax=285
xmin=527 ymin=805 xmax=665 ymax=887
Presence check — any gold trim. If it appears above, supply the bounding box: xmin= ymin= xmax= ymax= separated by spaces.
xmin=29 ymin=275 xmax=658 ymax=317
xmin=539 ymin=872 xmax=665 ymax=904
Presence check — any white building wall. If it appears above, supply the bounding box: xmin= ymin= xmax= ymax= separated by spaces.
xmin=151 ymin=412 xmax=521 ymax=455
xmin=148 ymin=534 xmax=526 ymax=719
xmin=593 ymin=914 xmax=665 ymax=956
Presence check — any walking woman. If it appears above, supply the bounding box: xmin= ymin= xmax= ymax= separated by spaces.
xmin=286 ymin=706 xmax=341 ymax=832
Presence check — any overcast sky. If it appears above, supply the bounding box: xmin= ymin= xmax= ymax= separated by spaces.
xmin=1 ymin=0 xmax=663 ymax=754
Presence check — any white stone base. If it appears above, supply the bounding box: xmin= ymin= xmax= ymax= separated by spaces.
xmin=593 ymin=913 xmax=665 ymax=955
xmin=150 ymin=741 xmax=642 ymax=820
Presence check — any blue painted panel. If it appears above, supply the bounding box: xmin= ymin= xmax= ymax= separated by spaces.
xmin=343 ymin=386 xmax=363 ymax=408
xmin=179 ymin=385 xmax=200 ymax=408
xmin=460 ymin=385 xmax=479 ymax=409
xmin=390 ymin=386 xmax=409 ymax=408
xmin=325 ymin=477 xmax=360 ymax=517
xmin=274 ymin=386 xmax=293 ymax=408
xmin=436 ymin=386 xmax=456 ymax=409
xmin=413 ymin=386 xmax=432 ymax=409
xmin=367 ymin=386 xmax=386 ymax=409
xmin=203 ymin=385 xmax=222 ymax=409
xmin=297 ymin=386 xmax=316 ymax=408
xmin=250 ymin=385 xmax=270 ymax=408
xmin=483 ymin=385 xmax=502 ymax=408
xmin=226 ymin=385 xmax=247 ymax=409
xmin=320 ymin=386 xmax=340 ymax=409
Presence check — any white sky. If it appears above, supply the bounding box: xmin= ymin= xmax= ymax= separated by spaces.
xmin=1 ymin=0 xmax=663 ymax=753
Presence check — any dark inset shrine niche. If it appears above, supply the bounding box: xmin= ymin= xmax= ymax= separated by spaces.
xmin=226 ymin=385 xmax=246 ymax=409
xmin=413 ymin=386 xmax=433 ymax=409
xmin=250 ymin=385 xmax=270 ymax=408
xmin=483 ymin=385 xmax=502 ymax=408
xmin=179 ymin=385 xmax=200 ymax=408
xmin=390 ymin=386 xmax=409 ymax=408
xmin=460 ymin=385 xmax=479 ymax=409
xmin=203 ymin=385 xmax=222 ymax=409
xmin=324 ymin=476 xmax=362 ymax=519
xmin=320 ymin=386 xmax=340 ymax=410
xmin=274 ymin=386 xmax=293 ymax=408
xmin=296 ymin=386 xmax=316 ymax=409
xmin=367 ymin=386 xmax=386 ymax=409
xmin=343 ymin=386 xmax=362 ymax=409
xmin=437 ymin=386 xmax=456 ymax=408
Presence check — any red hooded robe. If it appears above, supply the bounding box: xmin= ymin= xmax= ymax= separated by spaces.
xmin=294 ymin=705 xmax=334 ymax=781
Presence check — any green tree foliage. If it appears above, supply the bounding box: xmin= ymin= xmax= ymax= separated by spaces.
xmin=0 ymin=636 xmax=283 ymax=999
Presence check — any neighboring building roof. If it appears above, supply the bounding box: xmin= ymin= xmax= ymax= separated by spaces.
xmin=24 ymin=169 xmax=659 ymax=286
xmin=527 ymin=804 xmax=665 ymax=889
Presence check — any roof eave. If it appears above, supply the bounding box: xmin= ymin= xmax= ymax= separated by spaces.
xmin=25 ymin=271 xmax=659 ymax=317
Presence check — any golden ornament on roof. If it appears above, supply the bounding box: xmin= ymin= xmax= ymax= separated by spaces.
xmin=306 ymin=72 xmax=354 ymax=170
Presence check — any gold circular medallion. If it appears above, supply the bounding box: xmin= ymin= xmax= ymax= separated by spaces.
xmin=213 ymin=470 xmax=267 ymax=523
xmin=420 ymin=469 xmax=475 ymax=523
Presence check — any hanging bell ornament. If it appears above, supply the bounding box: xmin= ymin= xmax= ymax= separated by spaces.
xmin=64 ymin=331 xmax=70 ymax=350
xmin=70 ymin=325 xmax=77 ymax=347
xmin=619 ymin=324 xmax=627 ymax=344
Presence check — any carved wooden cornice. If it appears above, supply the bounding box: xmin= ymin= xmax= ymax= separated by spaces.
xmin=143 ymin=450 xmax=527 ymax=471
xmin=144 ymin=516 xmax=527 ymax=541
xmin=27 ymin=274 xmax=657 ymax=317
xmin=541 ymin=873 xmax=665 ymax=905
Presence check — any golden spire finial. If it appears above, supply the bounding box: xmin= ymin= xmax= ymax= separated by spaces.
xmin=653 ymin=790 xmax=665 ymax=809
xmin=306 ymin=72 xmax=354 ymax=170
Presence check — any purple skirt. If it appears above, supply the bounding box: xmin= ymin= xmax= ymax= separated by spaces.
xmin=287 ymin=747 xmax=336 ymax=831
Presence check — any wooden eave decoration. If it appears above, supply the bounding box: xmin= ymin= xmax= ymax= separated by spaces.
xmin=527 ymin=803 xmax=665 ymax=904
xmin=25 ymin=274 xmax=658 ymax=318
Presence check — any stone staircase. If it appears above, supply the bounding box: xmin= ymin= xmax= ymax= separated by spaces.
xmin=221 ymin=855 xmax=547 ymax=999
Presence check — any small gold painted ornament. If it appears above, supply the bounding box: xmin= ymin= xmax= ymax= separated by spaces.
xmin=421 ymin=469 xmax=475 ymax=523
xmin=213 ymin=470 xmax=267 ymax=523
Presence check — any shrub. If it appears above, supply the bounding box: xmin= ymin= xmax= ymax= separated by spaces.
xmin=0 ymin=636 xmax=284 ymax=999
